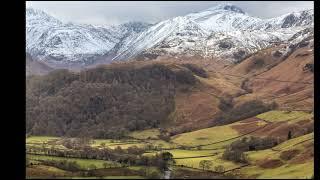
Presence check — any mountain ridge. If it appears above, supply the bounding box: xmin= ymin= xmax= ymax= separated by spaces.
xmin=26 ymin=4 xmax=314 ymax=69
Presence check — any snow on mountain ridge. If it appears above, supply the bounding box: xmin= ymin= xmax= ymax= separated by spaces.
xmin=114 ymin=4 xmax=313 ymax=61
xmin=112 ymin=5 xmax=313 ymax=62
xmin=26 ymin=8 xmax=151 ymax=65
xmin=186 ymin=7 xmax=261 ymax=32
xmin=249 ymin=8 xmax=314 ymax=30
xmin=26 ymin=8 xmax=62 ymax=26
xmin=26 ymin=5 xmax=314 ymax=66
xmin=112 ymin=16 xmax=208 ymax=61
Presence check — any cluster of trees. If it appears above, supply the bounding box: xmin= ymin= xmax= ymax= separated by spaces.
xmin=60 ymin=137 xmax=94 ymax=150
xmin=199 ymin=160 xmax=213 ymax=171
xmin=138 ymin=167 xmax=162 ymax=179
xmin=222 ymin=136 xmax=278 ymax=163
xmin=228 ymin=136 xmax=278 ymax=151
xmin=218 ymin=96 xmax=234 ymax=112
xmin=303 ymin=63 xmax=314 ymax=73
xmin=26 ymin=63 xmax=203 ymax=138
xmin=214 ymin=165 xmax=225 ymax=173
xmin=214 ymin=99 xmax=277 ymax=126
xmin=222 ymin=148 xmax=248 ymax=163
xmin=198 ymin=160 xmax=225 ymax=173
xmin=249 ymin=58 xmax=265 ymax=70
xmin=28 ymin=145 xmax=145 ymax=165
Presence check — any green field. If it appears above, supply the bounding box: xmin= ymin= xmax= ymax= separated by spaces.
xmin=27 ymin=154 xmax=121 ymax=170
xmin=171 ymin=118 xmax=267 ymax=149
xmin=27 ymin=136 xmax=149 ymax=150
xmin=171 ymin=124 xmax=240 ymax=146
xmin=91 ymin=139 xmax=141 ymax=146
xmin=175 ymin=154 xmax=241 ymax=171
xmin=236 ymin=132 xmax=314 ymax=179
xmin=169 ymin=149 xmax=217 ymax=158
xmin=93 ymin=142 xmax=147 ymax=149
xmin=274 ymin=133 xmax=314 ymax=150
xmin=149 ymin=139 xmax=177 ymax=149
xmin=256 ymin=111 xmax=312 ymax=123
xmin=143 ymin=149 xmax=221 ymax=158
xmin=26 ymin=136 xmax=59 ymax=144
xmin=144 ymin=147 xmax=240 ymax=172
xmin=238 ymin=161 xmax=313 ymax=179
xmin=128 ymin=129 xmax=160 ymax=139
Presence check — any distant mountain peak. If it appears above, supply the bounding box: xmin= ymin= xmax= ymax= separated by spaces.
xmin=26 ymin=7 xmax=62 ymax=25
xmin=26 ymin=8 xmax=50 ymax=18
xmin=206 ymin=3 xmax=245 ymax=14
xmin=26 ymin=7 xmax=45 ymax=15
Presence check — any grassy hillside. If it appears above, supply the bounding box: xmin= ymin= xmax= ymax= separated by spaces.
xmin=256 ymin=111 xmax=312 ymax=123
xmin=171 ymin=117 xmax=267 ymax=147
xmin=235 ymin=133 xmax=314 ymax=179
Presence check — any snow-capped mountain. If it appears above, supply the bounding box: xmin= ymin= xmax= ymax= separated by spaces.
xmin=26 ymin=8 xmax=150 ymax=67
xmin=112 ymin=16 xmax=209 ymax=61
xmin=113 ymin=4 xmax=313 ymax=62
xmin=26 ymin=4 xmax=314 ymax=68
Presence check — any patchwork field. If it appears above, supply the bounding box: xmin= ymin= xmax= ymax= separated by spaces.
xmin=26 ymin=110 xmax=314 ymax=179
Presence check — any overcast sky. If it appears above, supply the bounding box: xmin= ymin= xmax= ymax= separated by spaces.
xmin=26 ymin=1 xmax=314 ymax=26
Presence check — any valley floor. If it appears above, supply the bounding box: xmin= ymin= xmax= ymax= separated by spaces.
xmin=26 ymin=110 xmax=314 ymax=179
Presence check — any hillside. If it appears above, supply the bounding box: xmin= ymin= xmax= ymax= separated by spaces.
xmin=25 ymin=44 xmax=314 ymax=179
xmin=26 ymin=30 xmax=314 ymax=136
xmin=26 ymin=62 xmax=216 ymax=138
xmin=227 ymin=28 xmax=314 ymax=110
